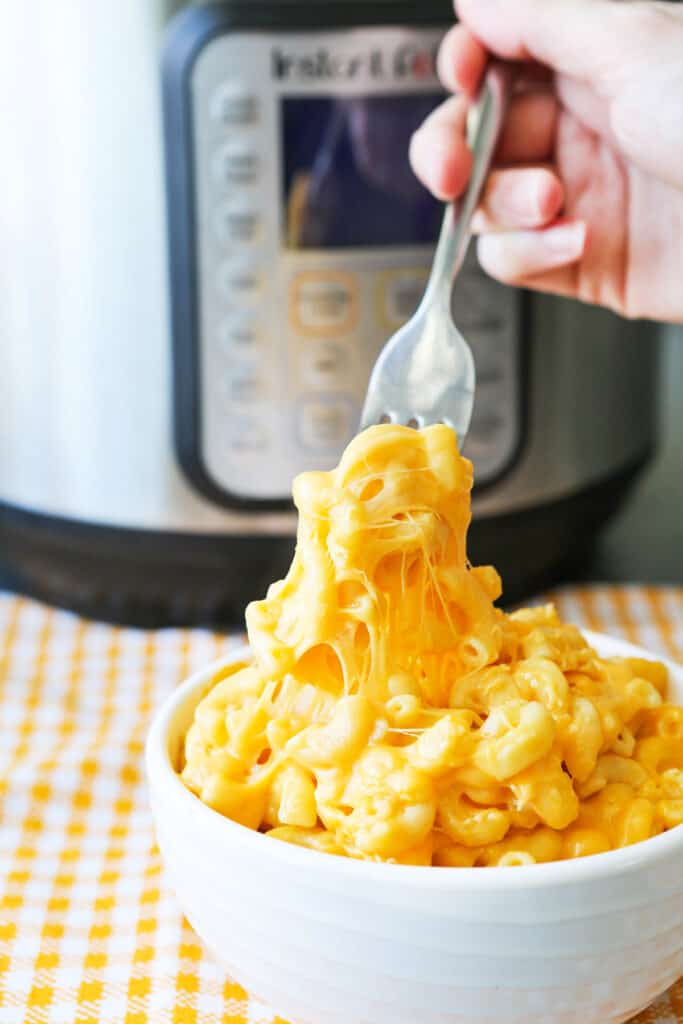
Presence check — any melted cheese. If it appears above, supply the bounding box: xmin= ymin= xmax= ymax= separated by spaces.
xmin=181 ymin=425 xmax=683 ymax=865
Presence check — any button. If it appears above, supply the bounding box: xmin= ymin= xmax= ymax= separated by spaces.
xmin=476 ymin=364 xmax=504 ymax=386
xmin=214 ymin=357 xmax=264 ymax=402
xmin=290 ymin=272 xmax=358 ymax=338
xmin=379 ymin=269 xmax=429 ymax=327
xmin=470 ymin=410 xmax=504 ymax=442
xmin=218 ymin=315 xmax=262 ymax=353
xmin=216 ymin=260 xmax=262 ymax=305
xmin=226 ymin=367 xmax=263 ymax=403
xmin=301 ymin=343 xmax=347 ymax=388
xmin=298 ymin=397 xmax=355 ymax=451
xmin=452 ymin=266 xmax=504 ymax=329
xmin=212 ymin=141 xmax=259 ymax=186
xmin=226 ymin=415 xmax=269 ymax=453
xmin=210 ymin=83 xmax=258 ymax=126
xmin=213 ymin=199 xmax=261 ymax=245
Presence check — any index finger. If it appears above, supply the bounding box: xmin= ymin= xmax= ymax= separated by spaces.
xmin=438 ymin=25 xmax=553 ymax=100
xmin=437 ymin=25 xmax=488 ymax=97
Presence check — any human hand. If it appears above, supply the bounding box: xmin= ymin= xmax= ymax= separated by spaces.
xmin=409 ymin=0 xmax=683 ymax=322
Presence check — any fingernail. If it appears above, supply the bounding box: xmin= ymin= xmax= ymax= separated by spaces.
xmin=543 ymin=221 xmax=587 ymax=257
xmin=408 ymin=128 xmax=434 ymax=179
xmin=426 ymin=146 xmax=450 ymax=187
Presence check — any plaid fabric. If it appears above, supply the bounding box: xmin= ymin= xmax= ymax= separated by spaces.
xmin=0 ymin=587 xmax=681 ymax=1024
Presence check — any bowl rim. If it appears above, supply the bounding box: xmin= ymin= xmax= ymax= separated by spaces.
xmin=146 ymin=630 xmax=683 ymax=890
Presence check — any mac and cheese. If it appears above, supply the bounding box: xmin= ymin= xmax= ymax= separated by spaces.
xmin=181 ymin=425 xmax=683 ymax=865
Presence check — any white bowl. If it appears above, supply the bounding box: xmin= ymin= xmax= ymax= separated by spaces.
xmin=146 ymin=632 xmax=683 ymax=1024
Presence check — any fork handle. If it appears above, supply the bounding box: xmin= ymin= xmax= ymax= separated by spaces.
xmin=424 ymin=62 xmax=513 ymax=306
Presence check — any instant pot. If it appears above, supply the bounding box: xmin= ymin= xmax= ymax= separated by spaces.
xmin=0 ymin=0 xmax=658 ymax=626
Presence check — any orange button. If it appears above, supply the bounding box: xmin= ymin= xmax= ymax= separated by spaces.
xmin=290 ymin=272 xmax=358 ymax=338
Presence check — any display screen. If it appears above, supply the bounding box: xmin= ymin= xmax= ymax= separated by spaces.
xmin=282 ymin=93 xmax=444 ymax=249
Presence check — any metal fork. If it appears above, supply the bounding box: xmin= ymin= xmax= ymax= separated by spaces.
xmin=360 ymin=64 xmax=512 ymax=442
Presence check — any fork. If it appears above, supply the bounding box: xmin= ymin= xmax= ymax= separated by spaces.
xmin=360 ymin=64 xmax=512 ymax=443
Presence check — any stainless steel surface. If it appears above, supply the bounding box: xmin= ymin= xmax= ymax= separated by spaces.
xmin=0 ymin=262 xmax=657 ymax=537
xmin=0 ymin=0 xmax=260 ymax=534
xmin=474 ymin=296 xmax=658 ymax=518
xmin=360 ymin=65 xmax=511 ymax=440
xmin=581 ymin=325 xmax=683 ymax=583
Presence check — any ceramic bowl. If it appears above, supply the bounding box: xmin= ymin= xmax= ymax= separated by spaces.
xmin=146 ymin=632 xmax=683 ymax=1024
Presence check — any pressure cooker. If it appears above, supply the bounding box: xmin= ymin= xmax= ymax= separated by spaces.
xmin=0 ymin=0 xmax=658 ymax=626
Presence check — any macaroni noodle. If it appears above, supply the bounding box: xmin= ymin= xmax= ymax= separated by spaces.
xmin=181 ymin=425 xmax=683 ymax=864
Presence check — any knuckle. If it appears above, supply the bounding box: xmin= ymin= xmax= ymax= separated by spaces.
xmin=622 ymin=1 xmax=667 ymax=39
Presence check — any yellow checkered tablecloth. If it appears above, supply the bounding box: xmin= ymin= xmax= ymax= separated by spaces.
xmin=0 ymin=587 xmax=682 ymax=1024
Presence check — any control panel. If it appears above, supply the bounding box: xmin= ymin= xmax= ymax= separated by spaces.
xmin=164 ymin=14 xmax=524 ymax=507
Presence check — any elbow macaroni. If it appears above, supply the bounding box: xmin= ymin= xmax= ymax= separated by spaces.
xmin=181 ymin=425 xmax=683 ymax=865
